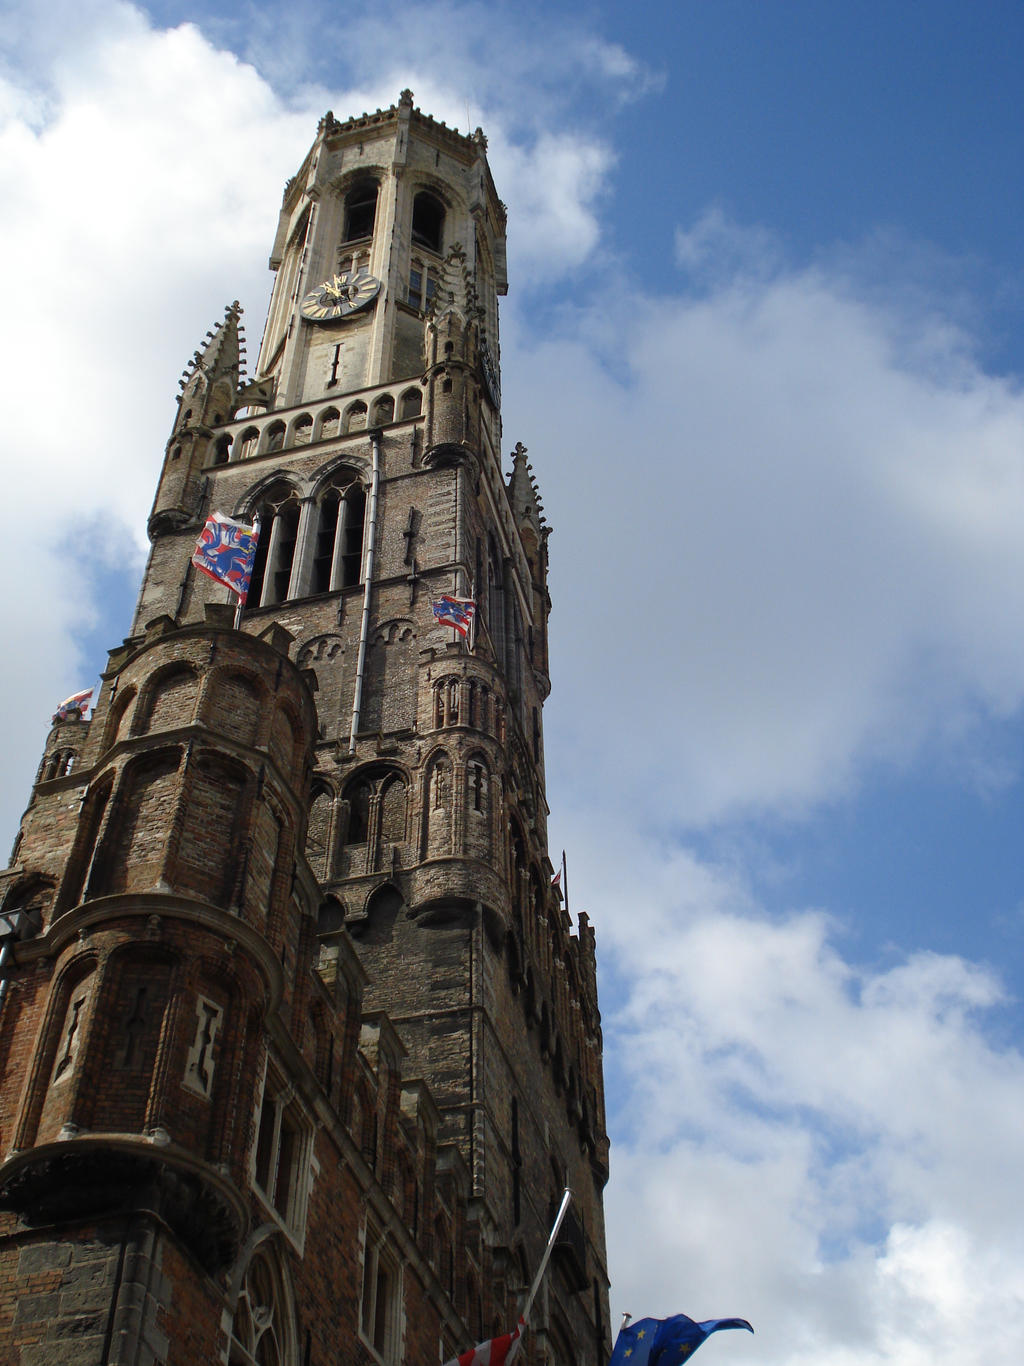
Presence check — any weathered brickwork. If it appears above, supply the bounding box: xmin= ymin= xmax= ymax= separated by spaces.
xmin=0 ymin=92 xmax=609 ymax=1366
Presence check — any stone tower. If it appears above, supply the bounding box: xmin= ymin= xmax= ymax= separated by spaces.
xmin=0 ymin=93 xmax=609 ymax=1366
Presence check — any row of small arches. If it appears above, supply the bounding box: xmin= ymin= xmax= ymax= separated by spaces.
xmin=432 ymin=676 xmax=506 ymax=740
xmin=214 ymin=389 xmax=423 ymax=465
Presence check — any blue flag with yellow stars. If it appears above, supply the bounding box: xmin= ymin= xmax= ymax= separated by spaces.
xmin=609 ymin=1314 xmax=753 ymax=1366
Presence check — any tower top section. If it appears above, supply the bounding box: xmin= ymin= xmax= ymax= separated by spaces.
xmin=255 ymin=89 xmax=508 ymax=414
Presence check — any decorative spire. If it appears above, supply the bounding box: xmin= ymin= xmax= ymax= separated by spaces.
xmin=177 ymin=301 xmax=244 ymax=394
xmin=507 ymin=442 xmax=547 ymax=531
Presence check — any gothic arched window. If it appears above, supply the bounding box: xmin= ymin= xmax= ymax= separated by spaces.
xmin=411 ymin=191 xmax=445 ymax=252
xmin=311 ymin=478 xmax=366 ymax=593
xmin=247 ymin=482 xmax=301 ymax=607
xmin=317 ymin=407 xmax=340 ymax=440
xmin=237 ymin=427 xmax=260 ymax=461
xmin=228 ymin=1242 xmax=298 ymax=1366
xmin=263 ymin=420 xmax=285 ymax=453
xmin=399 ymin=387 xmax=422 ymax=420
xmin=343 ymin=180 xmax=378 ymax=243
xmin=345 ymin=779 xmax=371 ymax=844
xmin=343 ymin=400 xmax=367 ymax=434
xmin=371 ymin=394 xmax=394 ymax=426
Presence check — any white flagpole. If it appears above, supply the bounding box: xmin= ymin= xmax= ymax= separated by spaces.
xmin=233 ymin=514 xmax=260 ymax=631
xmin=520 ymin=1188 xmax=573 ymax=1328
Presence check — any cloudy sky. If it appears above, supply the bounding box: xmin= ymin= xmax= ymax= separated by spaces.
xmin=4 ymin=1 xmax=1024 ymax=1362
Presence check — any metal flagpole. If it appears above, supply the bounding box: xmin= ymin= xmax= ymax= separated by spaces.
xmin=233 ymin=513 xmax=260 ymax=631
xmin=561 ymin=849 xmax=568 ymax=919
xmin=520 ymin=1187 xmax=573 ymax=1328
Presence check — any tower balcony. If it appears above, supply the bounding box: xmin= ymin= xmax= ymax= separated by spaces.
xmin=212 ymin=381 xmax=426 ymax=466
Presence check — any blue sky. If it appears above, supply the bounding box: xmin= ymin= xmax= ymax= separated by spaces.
xmin=4 ymin=2 xmax=1024 ymax=1362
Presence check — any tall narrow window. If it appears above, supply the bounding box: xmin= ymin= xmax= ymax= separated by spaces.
xmin=253 ymin=1064 xmax=311 ymax=1231
xmin=344 ymin=181 xmax=378 ymax=242
xmin=360 ymin=1225 xmax=401 ymax=1363
xmin=408 ymin=263 xmax=438 ymax=313
xmin=312 ymin=480 xmax=366 ymax=593
xmin=411 ymin=191 xmax=444 ymax=252
xmin=345 ymin=779 xmax=371 ymax=844
xmin=228 ymin=1245 xmax=297 ymax=1366
xmin=247 ymin=483 xmax=301 ymax=607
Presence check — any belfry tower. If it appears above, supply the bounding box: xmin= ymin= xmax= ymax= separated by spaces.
xmin=0 ymin=93 xmax=609 ymax=1366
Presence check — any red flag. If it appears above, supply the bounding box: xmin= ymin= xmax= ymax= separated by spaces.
xmin=444 ymin=1318 xmax=523 ymax=1366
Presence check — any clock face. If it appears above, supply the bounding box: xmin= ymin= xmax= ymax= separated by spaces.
xmin=300 ymin=268 xmax=380 ymax=322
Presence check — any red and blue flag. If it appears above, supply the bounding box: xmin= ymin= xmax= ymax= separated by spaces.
xmin=192 ymin=512 xmax=260 ymax=602
xmin=53 ymin=688 xmax=93 ymax=723
xmin=432 ymin=595 xmax=476 ymax=638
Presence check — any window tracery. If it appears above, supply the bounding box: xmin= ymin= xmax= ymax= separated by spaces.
xmin=228 ymin=1243 xmax=297 ymax=1366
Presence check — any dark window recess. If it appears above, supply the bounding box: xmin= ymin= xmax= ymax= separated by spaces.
xmin=312 ymin=497 xmax=339 ymax=593
xmin=340 ymin=486 xmax=366 ymax=585
xmin=347 ymin=781 xmax=371 ymax=843
xmin=412 ymin=191 xmax=444 ymax=251
xmin=344 ymin=182 xmax=378 ymax=242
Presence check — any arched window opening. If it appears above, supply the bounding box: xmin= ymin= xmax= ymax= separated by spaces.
xmin=228 ymin=1244 xmax=297 ymax=1366
xmin=213 ymin=434 xmax=231 ymax=465
xmin=471 ymin=762 xmax=485 ymax=812
xmin=431 ymin=755 xmax=451 ymax=810
xmin=371 ymin=394 xmax=394 ymax=426
xmin=247 ymin=483 xmax=301 ymax=608
xmin=352 ymin=884 xmax=402 ymax=946
xmin=263 ymin=420 xmax=286 ymax=453
xmin=306 ymin=783 xmax=333 ymax=881
xmin=344 ymin=401 xmax=367 ymax=434
xmin=433 ymin=678 xmax=461 ymax=728
xmin=318 ymin=407 xmax=340 ymax=440
xmin=399 ymin=388 xmax=422 ymax=420
xmin=57 ymin=750 xmax=76 ymax=778
xmin=292 ymin=414 xmax=313 ymax=446
xmin=345 ymin=779 xmax=371 ymax=844
xmin=344 ymin=180 xmax=378 ymax=242
xmin=411 ymin=191 xmax=444 ymax=252
xmin=237 ymin=427 xmax=260 ymax=461
xmin=312 ymin=480 xmax=365 ymax=593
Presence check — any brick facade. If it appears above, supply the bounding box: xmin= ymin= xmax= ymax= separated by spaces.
xmin=0 ymin=91 xmax=610 ymax=1366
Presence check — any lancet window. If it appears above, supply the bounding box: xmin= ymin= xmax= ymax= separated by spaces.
xmin=247 ymin=482 xmax=301 ymax=608
xmin=311 ymin=477 xmax=366 ymax=594
xmin=411 ymin=191 xmax=445 ymax=253
xmin=244 ymin=475 xmax=366 ymax=608
xmin=343 ymin=180 xmax=378 ymax=243
xmin=228 ymin=1243 xmax=298 ymax=1366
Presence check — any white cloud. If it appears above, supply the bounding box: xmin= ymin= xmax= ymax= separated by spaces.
xmin=513 ymin=219 xmax=1024 ymax=826
xmin=593 ymin=817 xmax=1024 ymax=1363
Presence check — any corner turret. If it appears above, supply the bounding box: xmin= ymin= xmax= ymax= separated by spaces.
xmin=148 ymin=303 xmax=246 ymax=537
